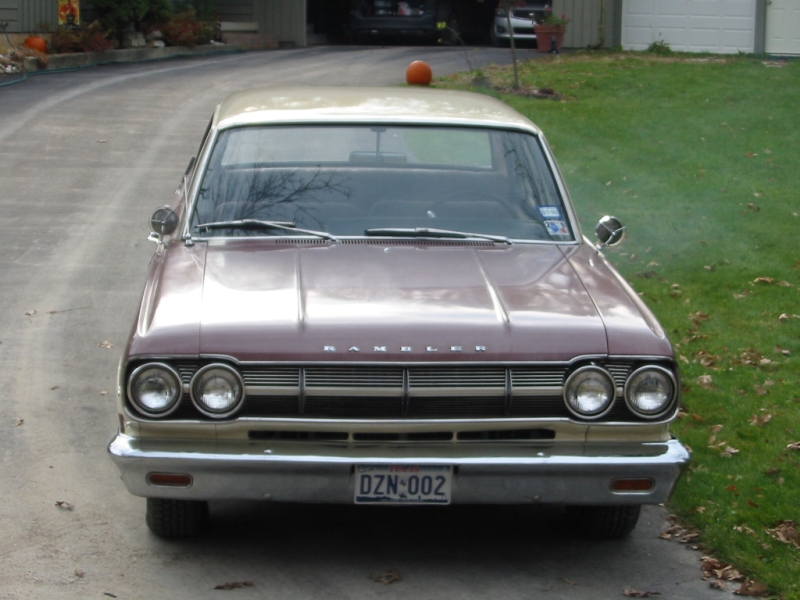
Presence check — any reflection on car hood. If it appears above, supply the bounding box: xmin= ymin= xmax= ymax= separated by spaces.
xmin=128 ymin=240 xmax=673 ymax=362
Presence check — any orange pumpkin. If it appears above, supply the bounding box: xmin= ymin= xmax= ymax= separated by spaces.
xmin=406 ymin=60 xmax=432 ymax=86
xmin=24 ymin=36 xmax=47 ymax=54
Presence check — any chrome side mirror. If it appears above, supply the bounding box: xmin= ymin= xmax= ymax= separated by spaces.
xmin=149 ymin=206 xmax=179 ymax=238
xmin=595 ymin=215 xmax=625 ymax=247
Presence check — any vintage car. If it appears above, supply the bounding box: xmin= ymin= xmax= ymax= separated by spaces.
xmin=108 ymin=86 xmax=690 ymax=539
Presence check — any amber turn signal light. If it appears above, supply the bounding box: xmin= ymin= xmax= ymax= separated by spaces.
xmin=147 ymin=472 xmax=193 ymax=487
xmin=611 ymin=478 xmax=653 ymax=492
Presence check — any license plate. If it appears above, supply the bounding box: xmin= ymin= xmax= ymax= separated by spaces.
xmin=354 ymin=465 xmax=452 ymax=504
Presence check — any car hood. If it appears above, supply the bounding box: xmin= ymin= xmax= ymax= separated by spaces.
xmin=128 ymin=240 xmax=673 ymax=362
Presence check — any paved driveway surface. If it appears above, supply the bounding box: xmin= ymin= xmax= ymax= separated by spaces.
xmin=0 ymin=46 xmax=731 ymax=600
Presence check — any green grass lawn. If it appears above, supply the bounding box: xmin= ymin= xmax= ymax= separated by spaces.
xmin=439 ymin=52 xmax=800 ymax=598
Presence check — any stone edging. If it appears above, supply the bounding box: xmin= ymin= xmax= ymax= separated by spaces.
xmin=23 ymin=44 xmax=243 ymax=72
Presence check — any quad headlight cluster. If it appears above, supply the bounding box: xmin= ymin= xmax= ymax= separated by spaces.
xmin=128 ymin=362 xmax=244 ymax=419
xmin=564 ymin=364 xmax=677 ymax=421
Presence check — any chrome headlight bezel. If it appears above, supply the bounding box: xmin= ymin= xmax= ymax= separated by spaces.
xmin=127 ymin=362 xmax=183 ymax=418
xmin=624 ymin=365 xmax=677 ymax=419
xmin=563 ymin=365 xmax=616 ymax=420
xmin=190 ymin=363 xmax=245 ymax=419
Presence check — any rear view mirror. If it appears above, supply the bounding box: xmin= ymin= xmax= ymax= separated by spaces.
xmin=150 ymin=206 xmax=179 ymax=237
xmin=595 ymin=215 xmax=625 ymax=247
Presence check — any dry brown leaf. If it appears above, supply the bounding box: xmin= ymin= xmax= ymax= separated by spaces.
xmin=214 ymin=581 xmax=254 ymax=590
xmin=786 ymin=442 xmax=800 ymax=451
xmin=733 ymin=525 xmax=757 ymax=536
xmin=754 ymin=385 xmax=768 ymax=396
xmin=13 ymin=418 xmax=24 ymax=427
xmin=74 ymin=569 xmax=85 ymax=578
xmin=734 ymin=579 xmax=770 ymax=597
xmin=710 ymin=579 xmax=728 ymax=590
xmin=767 ymin=521 xmax=800 ymax=547
xmin=24 ymin=310 xmax=36 ymax=316
xmin=749 ymin=414 xmax=772 ymax=426
xmin=697 ymin=374 xmax=715 ymax=390
xmin=372 ymin=570 xmax=401 ymax=585
xmin=721 ymin=446 xmax=740 ymax=458
xmin=753 ymin=277 xmax=774 ymax=284
xmin=623 ymin=589 xmax=660 ymax=598
xmin=99 ymin=340 xmax=113 ymax=349
xmin=55 ymin=500 xmax=74 ymax=510
xmin=100 ymin=390 xmax=109 ymax=396
xmin=775 ymin=345 xmax=791 ymax=356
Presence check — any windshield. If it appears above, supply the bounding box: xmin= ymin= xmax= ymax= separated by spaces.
xmin=190 ymin=125 xmax=573 ymax=242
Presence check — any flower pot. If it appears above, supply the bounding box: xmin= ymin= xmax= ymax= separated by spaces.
xmin=24 ymin=35 xmax=48 ymax=54
xmin=534 ymin=25 xmax=565 ymax=53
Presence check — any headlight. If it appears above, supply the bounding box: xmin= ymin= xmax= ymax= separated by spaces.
xmin=564 ymin=366 xmax=615 ymax=419
xmin=128 ymin=363 xmax=182 ymax=417
xmin=190 ymin=364 xmax=244 ymax=418
xmin=625 ymin=366 xmax=676 ymax=418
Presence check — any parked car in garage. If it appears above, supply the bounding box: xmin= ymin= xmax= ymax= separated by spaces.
xmin=349 ymin=0 xmax=440 ymax=43
xmin=108 ymin=86 xmax=690 ymax=539
xmin=490 ymin=0 xmax=547 ymax=46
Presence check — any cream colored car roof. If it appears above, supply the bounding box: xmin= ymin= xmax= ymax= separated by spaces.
xmin=214 ymin=86 xmax=541 ymax=133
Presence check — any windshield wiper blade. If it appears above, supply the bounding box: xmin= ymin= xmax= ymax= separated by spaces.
xmin=364 ymin=227 xmax=512 ymax=245
xmin=196 ymin=219 xmax=338 ymax=242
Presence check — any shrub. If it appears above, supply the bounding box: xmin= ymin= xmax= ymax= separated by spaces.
xmin=646 ymin=39 xmax=673 ymax=55
xmin=49 ymin=21 xmax=113 ymax=53
xmin=161 ymin=10 xmax=212 ymax=47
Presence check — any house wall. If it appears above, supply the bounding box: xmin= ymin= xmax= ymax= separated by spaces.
xmin=1 ymin=0 xmax=57 ymax=32
xmin=554 ymin=0 xmax=617 ymax=49
xmin=216 ymin=0 xmax=305 ymax=46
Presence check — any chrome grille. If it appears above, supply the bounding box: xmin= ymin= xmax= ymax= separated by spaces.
xmin=133 ymin=360 xmax=663 ymax=422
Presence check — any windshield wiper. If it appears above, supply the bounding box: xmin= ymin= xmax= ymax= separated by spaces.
xmin=364 ymin=227 xmax=512 ymax=245
xmin=196 ymin=219 xmax=338 ymax=242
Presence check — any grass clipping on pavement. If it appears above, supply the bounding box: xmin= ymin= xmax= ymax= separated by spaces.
xmin=438 ymin=52 xmax=800 ymax=598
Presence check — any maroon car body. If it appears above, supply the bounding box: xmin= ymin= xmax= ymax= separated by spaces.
xmin=109 ymin=87 xmax=689 ymax=538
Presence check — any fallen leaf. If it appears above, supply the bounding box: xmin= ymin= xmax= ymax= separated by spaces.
xmin=767 ymin=521 xmax=800 ymax=547
xmin=50 ymin=385 xmax=59 ymax=390
xmin=99 ymin=340 xmax=113 ymax=349
xmin=13 ymin=418 xmax=24 ymax=426
xmin=747 ymin=500 xmax=760 ymax=508
xmin=692 ymin=413 xmax=704 ymax=422
xmin=697 ymin=375 xmax=715 ymax=390
xmin=55 ymin=500 xmax=74 ymax=510
xmin=786 ymin=442 xmax=800 ymax=451
xmin=753 ymin=277 xmax=774 ymax=284
xmin=710 ymin=580 xmax=728 ymax=590
xmin=735 ymin=579 xmax=770 ymax=597
xmin=721 ymin=446 xmax=740 ymax=458
xmin=103 ymin=594 xmax=117 ymax=599
xmin=749 ymin=414 xmax=771 ymax=426
xmin=778 ymin=280 xmax=794 ymax=287
xmin=74 ymin=569 xmax=85 ymax=577
xmin=214 ymin=581 xmax=254 ymax=590
xmin=754 ymin=385 xmax=768 ymax=396
xmin=100 ymin=390 xmax=109 ymax=396
xmin=744 ymin=152 xmax=757 ymax=158
xmin=559 ymin=577 xmax=576 ymax=585
xmin=733 ymin=525 xmax=757 ymax=536
xmin=726 ymin=484 xmax=738 ymax=493
xmin=25 ymin=310 xmax=36 ymax=316
xmin=623 ymin=589 xmax=660 ymax=598
xmin=372 ymin=570 xmax=401 ymax=585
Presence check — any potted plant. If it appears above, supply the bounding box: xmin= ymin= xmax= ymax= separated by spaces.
xmin=534 ymin=5 xmax=569 ymax=53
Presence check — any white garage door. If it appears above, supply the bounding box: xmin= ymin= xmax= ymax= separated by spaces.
xmin=766 ymin=0 xmax=800 ymax=55
xmin=622 ymin=0 xmax=756 ymax=54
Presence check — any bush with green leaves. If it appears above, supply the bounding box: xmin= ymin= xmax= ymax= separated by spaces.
xmin=90 ymin=0 xmax=173 ymax=39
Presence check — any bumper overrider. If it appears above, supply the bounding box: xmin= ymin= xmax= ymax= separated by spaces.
xmin=108 ymin=433 xmax=690 ymax=505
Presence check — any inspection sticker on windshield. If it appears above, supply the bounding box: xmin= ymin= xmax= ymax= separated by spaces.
xmin=539 ymin=206 xmax=561 ymax=219
xmin=545 ymin=220 xmax=569 ymax=235
xmin=355 ymin=465 xmax=452 ymax=504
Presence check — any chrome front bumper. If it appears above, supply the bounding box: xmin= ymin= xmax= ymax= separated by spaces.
xmin=108 ymin=434 xmax=690 ymax=505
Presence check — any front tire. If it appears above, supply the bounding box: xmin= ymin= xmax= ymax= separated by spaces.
xmin=146 ymin=498 xmax=209 ymax=538
xmin=566 ymin=505 xmax=641 ymax=539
